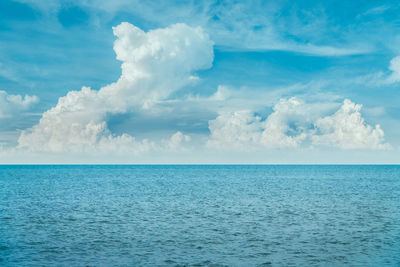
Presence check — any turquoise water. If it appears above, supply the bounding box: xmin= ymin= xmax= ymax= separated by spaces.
xmin=0 ymin=165 xmax=399 ymax=266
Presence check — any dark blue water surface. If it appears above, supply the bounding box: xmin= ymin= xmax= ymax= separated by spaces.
xmin=0 ymin=165 xmax=399 ymax=266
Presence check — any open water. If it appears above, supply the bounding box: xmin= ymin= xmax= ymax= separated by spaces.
xmin=0 ymin=165 xmax=399 ymax=266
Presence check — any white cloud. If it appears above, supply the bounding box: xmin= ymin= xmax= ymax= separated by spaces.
xmin=0 ymin=62 xmax=20 ymax=83
xmin=105 ymin=22 xmax=214 ymax=110
xmin=19 ymin=120 xmax=156 ymax=153
xmin=208 ymin=98 xmax=389 ymax=150
xmin=0 ymin=90 xmax=39 ymax=118
xmin=208 ymin=98 xmax=313 ymax=150
xmin=360 ymin=5 xmax=389 ymax=16
xmin=386 ymin=56 xmax=400 ymax=84
xmin=356 ymin=56 xmax=400 ymax=86
xmin=208 ymin=110 xmax=263 ymax=150
xmin=18 ymin=22 xmax=213 ymax=153
xmin=210 ymin=85 xmax=231 ymax=101
xmin=260 ymin=98 xmax=311 ymax=148
xmin=164 ymin=131 xmax=191 ymax=150
xmin=17 ymin=0 xmax=370 ymax=56
xmin=312 ymin=99 xmax=389 ymax=149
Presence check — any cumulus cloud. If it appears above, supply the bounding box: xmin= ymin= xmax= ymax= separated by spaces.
xmin=312 ymin=100 xmax=389 ymax=149
xmin=18 ymin=120 xmax=154 ymax=153
xmin=0 ymin=90 xmax=39 ymax=118
xmin=386 ymin=56 xmax=400 ymax=84
xmin=210 ymin=85 xmax=232 ymax=101
xmin=260 ymin=98 xmax=311 ymax=148
xmin=18 ymin=121 xmax=189 ymax=154
xmin=208 ymin=98 xmax=389 ymax=150
xmin=163 ymin=131 xmax=191 ymax=150
xmin=18 ymin=22 xmax=213 ymax=153
xmin=208 ymin=98 xmax=312 ymax=149
xmin=208 ymin=110 xmax=263 ymax=150
xmin=104 ymin=22 xmax=214 ymax=110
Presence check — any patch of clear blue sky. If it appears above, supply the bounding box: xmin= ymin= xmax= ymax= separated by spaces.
xmin=0 ymin=0 xmax=400 ymax=144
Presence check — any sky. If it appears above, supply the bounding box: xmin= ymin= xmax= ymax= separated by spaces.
xmin=0 ymin=0 xmax=399 ymax=164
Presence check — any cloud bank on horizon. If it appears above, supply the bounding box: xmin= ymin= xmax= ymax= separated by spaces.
xmin=0 ymin=0 xmax=399 ymax=163
xmin=14 ymin=22 xmax=391 ymax=154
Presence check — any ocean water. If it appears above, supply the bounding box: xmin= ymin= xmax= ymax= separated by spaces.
xmin=0 ymin=165 xmax=399 ymax=266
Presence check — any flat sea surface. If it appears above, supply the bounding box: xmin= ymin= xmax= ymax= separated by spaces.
xmin=0 ymin=165 xmax=399 ymax=266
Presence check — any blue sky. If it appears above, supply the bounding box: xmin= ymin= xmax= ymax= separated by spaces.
xmin=0 ymin=0 xmax=399 ymax=163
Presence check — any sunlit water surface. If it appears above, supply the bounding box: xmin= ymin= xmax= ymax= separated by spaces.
xmin=0 ymin=165 xmax=399 ymax=266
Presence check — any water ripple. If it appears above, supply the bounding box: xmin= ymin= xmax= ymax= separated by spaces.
xmin=0 ymin=165 xmax=399 ymax=266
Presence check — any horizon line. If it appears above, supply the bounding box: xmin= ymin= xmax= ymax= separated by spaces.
xmin=1 ymin=164 xmax=399 ymax=166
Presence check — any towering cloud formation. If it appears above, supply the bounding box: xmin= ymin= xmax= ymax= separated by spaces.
xmin=18 ymin=23 xmax=214 ymax=152
xmin=208 ymin=98 xmax=389 ymax=150
xmin=104 ymin=22 xmax=214 ymax=110
xmin=15 ymin=22 xmax=389 ymax=155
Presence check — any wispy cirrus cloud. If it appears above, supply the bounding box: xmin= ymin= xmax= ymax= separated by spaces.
xmin=355 ymin=56 xmax=400 ymax=86
xmin=16 ymin=0 xmax=373 ymax=56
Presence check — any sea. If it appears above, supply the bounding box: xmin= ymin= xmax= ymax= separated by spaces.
xmin=0 ymin=165 xmax=399 ymax=266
